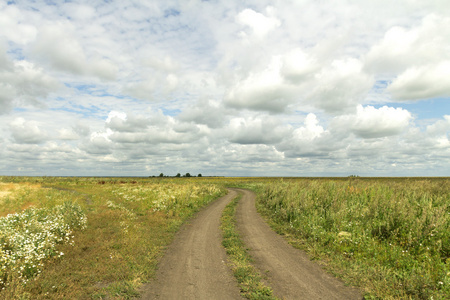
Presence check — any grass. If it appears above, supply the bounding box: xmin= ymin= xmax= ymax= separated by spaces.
xmin=0 ymin=177 xmax=226 ymax=299
xmin=0 ymin=202 xmax=86 ymax=291
xmin=1 ymin=176 xmax=448 ymax=299
xmin=220 ymin=194 xmax=277 ymax=300
xmin=252 ymin=178 xmax=449 ymax=299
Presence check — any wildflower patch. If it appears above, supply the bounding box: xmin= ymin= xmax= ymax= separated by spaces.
xmin=0 ymin=201 xmax=87 ymax=289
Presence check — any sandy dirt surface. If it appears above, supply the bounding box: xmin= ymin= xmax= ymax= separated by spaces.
xmin=139 ymin=190 xmax=244 ymax=299
xmin=140 ymin=188 xmax=362 ymax=300
xmin=234 ymin=188 xmax=362 ymax=300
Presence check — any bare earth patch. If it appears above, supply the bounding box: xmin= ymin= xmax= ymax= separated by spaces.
xmin=234 ymin=188 xmax=362 ymax=300
xmin=141 ymin=189 xmax=362 ymax=299
xmin=139 ymin=190 xmax=243 ymax=299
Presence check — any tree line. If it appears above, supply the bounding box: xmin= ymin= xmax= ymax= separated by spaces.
xmin=152 ymin=173 xmax=202 ymax=178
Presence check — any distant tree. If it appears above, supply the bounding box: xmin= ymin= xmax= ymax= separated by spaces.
xmin=185 ymin=173 xmax=191 ymax=177
xmin=159 ymin=173 xmax=164 ymax=177
xmin=198 ymin=173 xmax=202 ymax=177
xmin=176 ymin=173 xmax=181 ymax=177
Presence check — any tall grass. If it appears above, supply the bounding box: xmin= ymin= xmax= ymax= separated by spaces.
xmin=256 ymin=178 xmax=449 ymax=299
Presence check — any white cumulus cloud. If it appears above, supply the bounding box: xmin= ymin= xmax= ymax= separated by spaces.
xmin=9 ymin=117 xmax=48 ymax=144
xmin=387 ymin=61 xmax=450 ymax=100
xmin=32 ymin=23 xmax=117 ymax=80
xmin=236 ymin=7 xmax=280 ymax=39
xmin=334 ymin=105 xmax=412 ymax=139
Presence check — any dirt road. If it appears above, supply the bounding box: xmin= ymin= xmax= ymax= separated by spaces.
xmin=234 ymin=188 xmax=362 ymax=300
xmin=141 ymin=188 xmax=362 ymax=300
xmin=140 ymin=190 xmax=243 ymax=299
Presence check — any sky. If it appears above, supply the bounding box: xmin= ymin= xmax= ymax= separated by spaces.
xmin=0 ymin=0 xmax=449 ymax=177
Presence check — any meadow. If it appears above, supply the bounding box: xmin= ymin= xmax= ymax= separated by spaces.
xmin=248 ymin=178 xmax=449 ymax=299
xmin=0 ymin=176 xmax=448 ymax=299
xmin=0 ymin=176 xmax=226 ymax=299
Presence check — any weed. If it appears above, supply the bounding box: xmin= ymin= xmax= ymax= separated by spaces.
xmin=0 ymin=177 xmax=226 ymax=299
xmin=221 ymin=195 xmax=278 ymax=300
xmin=252 ymin=178 xmax=450 ymax=299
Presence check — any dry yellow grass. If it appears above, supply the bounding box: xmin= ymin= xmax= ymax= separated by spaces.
xmin=0 ymin=177 xmax=226 ymax=299
xmin=0 ymin=183 xmax=42 ymax=217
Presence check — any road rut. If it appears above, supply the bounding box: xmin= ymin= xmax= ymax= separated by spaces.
xmin=141 ymin=188 xmax=362 ymax=300
xmin=140 ymin=190 xmax=243 ymax=299
xmin=234 ymin=188 xmax=362 ymax=300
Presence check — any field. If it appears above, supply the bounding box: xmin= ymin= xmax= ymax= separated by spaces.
xmin=0 ymin=176 xmax=226 ymax=299
xmin=0 ymin=176 xmax=448 ymax=299
xmin=251 ymin=178 xmax=450 ymax=299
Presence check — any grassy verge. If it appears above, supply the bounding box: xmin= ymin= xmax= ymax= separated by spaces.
xmin=0 ymin=177 xmax=226 ymax=299
xmin=220 ymin=194 xmax=278 ymax=300
xmin=253 ymin=178 xmax=449 ymax=300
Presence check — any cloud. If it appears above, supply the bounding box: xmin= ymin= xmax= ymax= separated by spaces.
xmin=224 ymin=53 xmax=373 ymax=115
xmin=57 ymin=128 xmax=79 ymax=140
xmin=424 ymin=115 xmax=450 ymax=149
xmin=365 ymin=14 xmax=450 ymax=75
xmin=105 ymin=111 xmax=151 ymax=132
xmin=426 ymin=115 xmax=450 ymax=136
xmin=73 ymin=122 xmax=91 ymax=137
xmin=141 ymin=54 xmax=179 ymax=73
xmin=365 ymin=14 xmax=450 ymax=101
xmin=33 ymin=23 xmax=87 ymax=74
xmin=280 ymin=48 xmax=319 ymax=83
xmin=227 ymin=116 xmax=290 ymax=145
xmin=292 ymin=113 xmax=325 ymax=140
xmin=236 ymin=7 xmax=280 ymax=39
xmin=61 ymin=3 xmax=96 ymax=20
xmin=9 ymin=117 xmax=48 ymax=144
xmin=178 ymin=99 xmax=226 ymax=128
xmin=123 ymin=50 xmax=185 ymax=101
xmin=0 ymin=5 xmax=37 ymax=45
xmin=306 ymin=58 xmax=374 ymax=114
xmin=224 ymin=56 xmax=293 ymax=113
xmin=333 ymin=105 xmax=412 ymax=138
xmin=102 ymin=110 xmax=208 ymax=147
xmin=0 ymin=55 xmax=60 ymax=113
xmin=32 ymin=22 xmax=117 ymax=80
xmin=276 ymin=113 xmax=336 ymax=158
xmin=81 ymin=129 xmax=114 ymax=155
xmin=0 ymin=1 xmax=449 ymax=176
xmin=387 ymin=61 xmax=450 ymax=100
xmin=0 ymin=42 xmax=10 ymax=69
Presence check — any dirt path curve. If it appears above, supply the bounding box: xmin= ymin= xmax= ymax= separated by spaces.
xmin=233 ymin=188 xmax=363 ymax=300
xmin=139 ymin=190 xmax=244 ymax=300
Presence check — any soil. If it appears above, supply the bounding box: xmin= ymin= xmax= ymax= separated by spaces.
xmin=139 ymin=190 xmax=244 ymax=299
xmin=234 ymin=188 xmax=362 ymax=300
xmin=140 ymin=189 xmax=363 ymax=300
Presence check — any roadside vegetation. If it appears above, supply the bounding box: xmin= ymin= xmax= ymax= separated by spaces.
xmin=221 ymin=194 xmax=277 ymax=299
xmin=0 ymin=176 xmax=448 ymax=299
xmin=252 ymin=178 xmax=449 ymax=299
xmin=0 ymin=177 xmax=225 ymax=299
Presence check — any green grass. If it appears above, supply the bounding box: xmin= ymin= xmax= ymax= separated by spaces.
xmin=0 ymin=177 xmax=226 ymax=299
xmin=252 ymin=178 xmax=450 ymax=299
xmin=1 ymin=176 xmax=448 ymax=299
xmin=220 ymin=194 xmax=278 ymax=300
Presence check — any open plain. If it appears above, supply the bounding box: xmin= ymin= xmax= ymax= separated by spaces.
xmin=0 ymin=177 xmax=448 ymax=299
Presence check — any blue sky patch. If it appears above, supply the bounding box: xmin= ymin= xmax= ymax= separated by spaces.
xmin=164 ymin=8 xmax=180 ymax=18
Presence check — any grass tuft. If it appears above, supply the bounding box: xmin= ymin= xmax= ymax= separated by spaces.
xmin=221 ymin=194 xmax=278 ymax=300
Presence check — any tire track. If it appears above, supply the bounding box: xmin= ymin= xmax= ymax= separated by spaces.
xmin=140 ymin=190 xmax=243 ymax=300
xmin=233 ymin=188 xmax=362 ymax=300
